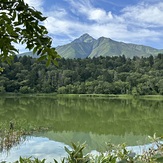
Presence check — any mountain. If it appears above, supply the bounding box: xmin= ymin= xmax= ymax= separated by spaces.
xmin=55 ymin=33 xmax=95 ymax=59
xmin=18 ymin=51 xmax=39 ymax=58
xmin=19 ymin=33 xmax=163 ymax=58
xmin=56 ymin=33 xmax=163 ymax=58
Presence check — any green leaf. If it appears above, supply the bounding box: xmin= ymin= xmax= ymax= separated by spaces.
xmin=33 ymin=46 xmax=38 ymax=54
xmin=46 ymin=58 xmax=51 ymax=67
xmin=37 ymin=48 xmax=42 ymax=55
xmin=37 ymin=55 xmax=47 ymax=62
xmin=27 ymin=44 xmax=34 ymax=50
xmin=54 ymin=159 xmax=59 ymax=163
xmin=153 ymin=154 xmax=163 ymax=162
xmin=19 ymin=157 xmax=24 ymax=163
xmin=73 ymin=146 xmax=85 ymax=158
xmin=72 ymin=142 xmax=77 ymax=150
xmin=53 ymin=59 xmax=59 ymax=66
xmin=12 ymin=11 xmax=16 ymax=20
xmin=64 ymin=146 xmax=71 ymax=155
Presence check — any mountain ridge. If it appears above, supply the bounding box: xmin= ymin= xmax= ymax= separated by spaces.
xmin=56 ymin=33 xmax=163 ymax=58
xmin=20 ymin=33 xmax=163 ymax=58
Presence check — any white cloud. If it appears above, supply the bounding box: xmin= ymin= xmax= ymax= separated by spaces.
xmin=45 ymin=8 xmax=67 ymax=18
xmin=43 ymin=8 xmax=70 ymax=35
xmin=67 ymin=0 xmax=114 ymax=24
xmin=122 ymin=2 xmax=163 ymax=27
xmin=44 ymin=17 xmax=72 ymax=34
xmin=21 ymin=0 xmax=163 ymax=49
xmin=88 ymin=9 xmax=114 ymax=23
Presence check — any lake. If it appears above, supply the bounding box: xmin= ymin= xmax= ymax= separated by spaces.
xmin=0 ymin=95 xmax=163 ymax=162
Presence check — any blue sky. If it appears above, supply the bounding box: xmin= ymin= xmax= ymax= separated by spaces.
xmin=24 ymin=0 xmax=163 ymax=49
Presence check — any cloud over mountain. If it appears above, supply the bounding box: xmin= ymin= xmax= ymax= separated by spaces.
xmin=20 ymin=0 xmax=163 ymax=53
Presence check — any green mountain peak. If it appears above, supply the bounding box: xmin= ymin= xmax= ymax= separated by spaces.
xmin=56 ymin=34 xmax=163 ymax=59
xmin=19 ymin=34 xmax=163 ymax=59
xmin=72 ymin=33 xmax=95 ymax=43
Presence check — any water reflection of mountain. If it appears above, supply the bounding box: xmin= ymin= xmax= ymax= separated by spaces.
xmin=34 ymin=131 xmax=149 ymax=153
xmin=0 ymin=96 xmax=163 ymax=136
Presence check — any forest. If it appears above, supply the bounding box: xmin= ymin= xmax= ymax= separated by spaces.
xmin=0 ymin=54 xmax=162 ymax=95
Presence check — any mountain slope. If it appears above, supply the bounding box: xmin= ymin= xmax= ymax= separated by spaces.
xmin=56 ymin=33 xmax=95 ymax=58
xmin=56 ymin=34 xmax=163 ymax=58
xmin=19 ymin=34 xmax=163 ymax=58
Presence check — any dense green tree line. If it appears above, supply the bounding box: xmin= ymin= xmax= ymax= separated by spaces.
xmin=0 ymin=54 xmax=162 ymax=95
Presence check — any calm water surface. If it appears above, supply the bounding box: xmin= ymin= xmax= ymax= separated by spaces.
xmin=0 ymin=96 xmax=162 ymax=162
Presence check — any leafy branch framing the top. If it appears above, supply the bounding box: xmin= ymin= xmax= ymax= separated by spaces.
xmin=0 ymin=0 xmax=60 ymax=66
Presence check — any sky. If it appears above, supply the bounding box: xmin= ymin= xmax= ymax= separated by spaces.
xmin=23 ymin=0 xmax=163 ymax=50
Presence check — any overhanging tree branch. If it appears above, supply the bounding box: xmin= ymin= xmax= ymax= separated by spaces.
xmin=0 ymin=0 xmax=60 ymax=65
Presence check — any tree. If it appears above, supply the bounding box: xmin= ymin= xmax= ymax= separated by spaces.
xmin=0 ymin=0 xmax=60 ymax=65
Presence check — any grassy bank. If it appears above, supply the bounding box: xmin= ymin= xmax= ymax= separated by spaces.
xmin=0 ymin=92 xmax=57 ymax=97
xmin=138 ymin=95 xmax=163 ymax=101
xmin=0 ymin=93 xmax=163 ymax=100
xmin=1 ymin=92 xmax=163 ymax=100
xmin=57 ymin=94 xmax=163 ymax=100
xmin=57 ymin=93 xmax=132 ymax=99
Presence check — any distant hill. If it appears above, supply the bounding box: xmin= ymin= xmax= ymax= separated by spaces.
xmin=19 ymin=33 xmax=163 ymax=58
xmin=18 ymin=52 xmax=39 ymax=58
xmin=56 ymin=33 xmax=163 ymax=58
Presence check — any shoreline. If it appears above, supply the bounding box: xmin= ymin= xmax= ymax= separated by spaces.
xmin=0 ymin=93 xmax=162 ymax=100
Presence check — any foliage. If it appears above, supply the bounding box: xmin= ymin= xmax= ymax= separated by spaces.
xmin=1 ymin=117 xmax=163 ymax=161
xmin=0 ymin=54 xmax=162 ymax=95
xmin=0 ymin=120 xmax=49 ymax=153
xmin=13 ymin=157 xmax=46 ymax=163
xmin=5 ymin=134 xmax=163 ymax=163
xmin=0 ymin=128 xmax=25 ymax=152
xmin=0 ymin=0 xmax=60 ymax=65
xmin=64 ymin=142 xmax=90 ymax=163
xmin=51 ymin=135 xmax=163 ymax=163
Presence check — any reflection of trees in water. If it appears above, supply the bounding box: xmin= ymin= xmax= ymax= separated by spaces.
xmin=0 ymin=97 xmax=162 ymax=135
